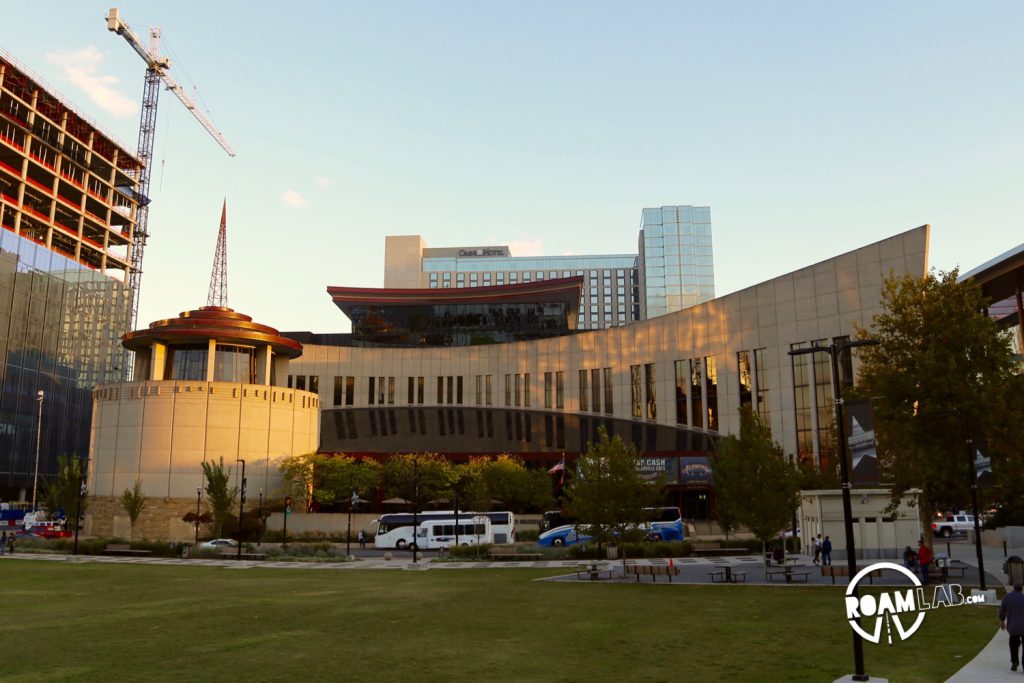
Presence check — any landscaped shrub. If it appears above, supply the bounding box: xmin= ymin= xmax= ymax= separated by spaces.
xmin=446 ymin=543 xmax=492 ymax=559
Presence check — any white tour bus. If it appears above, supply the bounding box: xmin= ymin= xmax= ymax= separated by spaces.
xmin=372 ymin=510 xmax=514 ymax=549
xmin=416 ymin=517 xmax=493 ymax=550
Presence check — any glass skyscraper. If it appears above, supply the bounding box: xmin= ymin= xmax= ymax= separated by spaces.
xmin=383 ymin=205 xmax=714 ymax=328
xmin=638 ymin=206 xmax=715 ymax=319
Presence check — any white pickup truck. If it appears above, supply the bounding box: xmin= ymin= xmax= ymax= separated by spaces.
xmin=932 ymin=513 xmax=976 ymax=538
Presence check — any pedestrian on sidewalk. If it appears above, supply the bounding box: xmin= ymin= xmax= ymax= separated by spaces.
xmin=1000 ymin=582 xmax=1024 ymax=672
xmin=813 ymin=534 xmax=822 ymax=565
xmin=821 ymin=536 xmax=832 ymax=566
xmin=917 ymin=538 xmax=932 ymax=585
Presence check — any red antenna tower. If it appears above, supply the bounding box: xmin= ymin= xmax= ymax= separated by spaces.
xmin=207 ymin=200 xmax=228 ymax=307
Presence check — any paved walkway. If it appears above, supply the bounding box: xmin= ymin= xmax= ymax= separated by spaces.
xmin=4 ymin=539 xmax=1020 ymax=680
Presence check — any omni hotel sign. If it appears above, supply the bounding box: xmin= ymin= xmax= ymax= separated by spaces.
xmin=458 ymin=248 xmax=507 ymax=257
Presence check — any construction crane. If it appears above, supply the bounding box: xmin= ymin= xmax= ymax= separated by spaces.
xmin=106 ymin=7 xmax=235 ymax=331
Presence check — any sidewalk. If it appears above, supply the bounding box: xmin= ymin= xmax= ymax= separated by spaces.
xmin=943 ymin=539 xmax=1016 ymax=682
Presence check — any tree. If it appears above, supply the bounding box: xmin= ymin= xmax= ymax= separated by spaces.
xmin=41 ymin=454 xmax=86 ymax=524
xmin=456 ymin=455 xmax=555 ymax=514
xmin=119 ymin=479 xmax=147 ymax=539
xmin=714 ymin=406 xmax=801 ymax=571
xmin=566 ymin=427 xmax=664 ymax=566
xmin=279 ymin=453 xmax=381 ymax=511
xmin=201 ymin=457 xmax=238 ymax=538
xmin=854 ymin=270 xmax=1018 ymax=540
xmin=382 ymin=453 xmax=454 ymax=514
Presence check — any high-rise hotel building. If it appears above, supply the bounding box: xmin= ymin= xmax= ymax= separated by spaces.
xmin=0 ymin=50 xmax=142 ymax=499
xmin=383 ymin=205 xmax=715 ymax=330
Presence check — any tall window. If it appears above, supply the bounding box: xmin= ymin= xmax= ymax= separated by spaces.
xmin=368 ymin=377 xmax=376 ymax=405
xmin=345 ymin=376 xmax=354 ymax=405
xmin=754 ymin=348 xmax=770 ymax=423
xmin=674 ymin=360 xmax=687 ymax=425
xmin=447 ymin=376 xmax=454 ymax=405
xmin=417 ymin=376 xmax=425 ymax=404
xmin=690 ymin=359 xmax=703 ymax=429
xmin=705 ymin=356 xmax=718 ymax=431
xmin=309 ymin=376 xmax=320 ymax=394
xmin=408 ymin=376 xmax=415 ymax=404
xmin=387 ymin=377 xmax=395 ymax=405
xmin=737 ymin=350 xmax=753 ymax=408
xmin=791 ymin=342 xmax=813 ymax=462
xmin=523 ymin=373 xmax=530 ymax=408
xmin=514 ymin=374 xmax=522 ymax=407
xmin=505 ymin=374 xmax=512 ymax=407
xmin=812 ymin=341 xmax=834 ymax=467
xmin=485 ymin=375 xmax=493 ymax=406
xmin=437 ymin=376 xmax=445 ymax=404
xmin=475 ymin=375 xmax=483 ymax=405
xmin=645 ymin=363 xmax=656 ymax=420
xmin=333 ymin=376 xmax=344 ymax=406
xmin=555 ymin=371 xmax=565 ymax=409
xmin=456 ymin=376 xmax=463 ymax=405
xmin=603 ymin=367 xmax=613 ymax=415
xmin=591 ymin=368 xmax=601 ymax=414
xmin=578 ymin=370 xmax=588 ymax=411
xmin=296 ymin=376 xmax=307 ymax=391
xmin=379 ymin=376 xmax=386 ymax=405
xmin=630 ymin=365 xmax=642 ymax=418
xmin=544 ymin=372 xmax=553 ymax=409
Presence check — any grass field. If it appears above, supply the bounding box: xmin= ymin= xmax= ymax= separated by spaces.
xmin=0 ymin=559 xmax=997 ymax=682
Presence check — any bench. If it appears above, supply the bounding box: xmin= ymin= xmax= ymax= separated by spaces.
xmin=219 ymin=552 xmax=267 ymax=561
xmin=821 ymin=565 xmax=883 ymax=585
xmin=625 ymin=560 xmax=681 ymax=583
xmin=767 ymin=566 xmax=812 ymax=583
xmin=488 ymin=548 xmax=543 ymax=562
xmin=102 ymin=544 xmax=153 ymax=557
xmin=691 ymin=542 xmax=748 ymax=556
xmin=940 ymin=561 xmax=969 ymax=579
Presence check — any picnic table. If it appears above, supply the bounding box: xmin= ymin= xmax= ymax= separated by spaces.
xmin=766 ymin=564 xmax=812 ymax=584
xmin=708 ymin=565 xmax=747 ymax=583
xmin=575 ymin=562 xmax=612 ymax=581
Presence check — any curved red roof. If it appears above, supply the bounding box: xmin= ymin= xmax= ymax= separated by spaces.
xmin=122 ymin=306 xmax=303 ymax=357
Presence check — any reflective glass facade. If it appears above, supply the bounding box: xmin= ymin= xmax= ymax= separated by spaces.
xmin=346 ymin=301 xmax=572 ymax=347
xmin=0 ymin=229 xmax=131 ymax=496
xmin=638 ymin=205 xmax=715 ymax=318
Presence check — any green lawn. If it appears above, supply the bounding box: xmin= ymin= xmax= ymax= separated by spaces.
xmin=0 ymin=560 xmax=996 ymax=682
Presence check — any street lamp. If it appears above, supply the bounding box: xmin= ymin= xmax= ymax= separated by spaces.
xmin=789 ymin=337 xmax=877 ymax=683
xmin=412 ymin=458 xmax=419 ymax=564
xmin=194 ymin=487 xmax=202 ymax=545
xmin=346 ymin=480 xmax=358 ymax=558
xmin=236 ymin=459 xmax=246 ymax=561
xmin=32 ymin=390 xmax=44 ymax=511
xmin=258 ymin=488 xmax=264 ymax=543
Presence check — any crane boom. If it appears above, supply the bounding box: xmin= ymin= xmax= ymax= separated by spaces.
xmin=106 ymin=7 xmax=234 ymax=336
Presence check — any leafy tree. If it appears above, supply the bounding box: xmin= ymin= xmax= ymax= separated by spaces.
xmin=41 ymin=454 xmax=86 ymax=523
xmin=855 ymin=270 xmax=1018 ymax=540
xmin=714 ymin=406 xmax=801 ymax=570
xmin=457 ymin=455 xmax=555 ymax=514
xmin=201 ymin=457 xmax=238 ymax=538
xmin=119 ymin=479 xmax=147 ymax=539
xmin=279 ymin=453 xmax=381 ymax=511
xmin=566 ymin=427 xmax=664 ymax=566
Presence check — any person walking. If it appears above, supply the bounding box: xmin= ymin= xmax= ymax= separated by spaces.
xmin=813 ymin=534 xmax=823 ymax=566
xmin=821 ymin=535 xmax=832 ymax=566
xmin=358 ymin=529 xmax=366 ymax=549
xmin=917 ymin=538 xmax=932 ymax=585
xmin=0 ymin=530 xmax=6 ymax=557
xmin=1000 ymin=582 xmax=1024 ymax=671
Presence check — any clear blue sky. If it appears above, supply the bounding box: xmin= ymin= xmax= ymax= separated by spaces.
xmin=3 ymin=2 xmax=1021 ymax=332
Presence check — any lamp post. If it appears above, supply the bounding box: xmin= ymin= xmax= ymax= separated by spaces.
xmin=258 ymin=488 xmax=264 ymax=543
xmin=789 ymin=338 xmax=877 ymax=683
xmin=412 ymin=457 xmax=419 ymax=564
xmin=236 ymin=459 xmax=246 ymax=561
xmin=32 ymin=390 xmax=44 ymax=511
xmin=194 ymin=487 xmax=202 ymax=545
xmin=346 ymin=477 xmax=357 ymax=558
xmin=963 ymin=418 xmax=987 ymax=591
xmin=72 ymin=457 xmax=88 ymax=555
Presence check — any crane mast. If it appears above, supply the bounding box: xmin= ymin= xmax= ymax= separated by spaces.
xmin=106 ymin=8 xmax=234 ymax=331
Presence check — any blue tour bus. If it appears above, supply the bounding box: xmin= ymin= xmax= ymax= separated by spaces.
xmin=537 ymin=506 xmax=684 ymax=547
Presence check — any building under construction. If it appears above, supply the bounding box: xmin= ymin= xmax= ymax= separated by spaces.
xmin=0 ymin=50 xmax=142 ymax=499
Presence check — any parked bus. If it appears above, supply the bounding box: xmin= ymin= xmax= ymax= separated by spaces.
xmin=538 ymin=506 xmax=684 ymax=547
xmin=415 ymin=517 xmax=492 ymax=550
xmin=371 ymin=510 xmax=514 ymax=549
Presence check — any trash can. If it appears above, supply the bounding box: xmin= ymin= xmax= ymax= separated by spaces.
xmin=607 ymin=546 xmax=618 ymax=560
xmin=1005 ymin=555 xmax=1024 ymax=585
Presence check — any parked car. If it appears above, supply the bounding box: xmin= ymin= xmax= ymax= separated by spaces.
xmin=932 ymin=513 xmax=975 ymax=538
xmin=199 ymin=538 xmax=238 ymax=549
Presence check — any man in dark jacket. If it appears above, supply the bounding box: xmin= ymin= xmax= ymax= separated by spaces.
xmin=1000 ymin=582 xmax=1024 ymax=671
